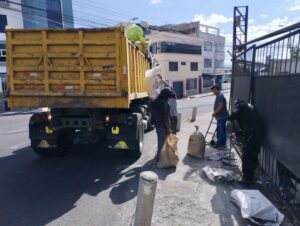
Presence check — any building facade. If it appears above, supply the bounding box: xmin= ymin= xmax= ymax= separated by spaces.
xmin=147 ymin=31 xmax=203 ymax=98
xmin=0 ymin=0 xmax=23 ymax=74
xmin=158 ymin=22 xmax=225 ymax=74
xmin=158 ymin=22 xmax=226 ymax=92
xmin=22 ymin=0 xmax=74 ymax=28
xmin=0 ymin=0 xmax=73 ymax=78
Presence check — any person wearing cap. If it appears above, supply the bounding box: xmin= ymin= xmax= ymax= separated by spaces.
xmin=151 ymin=87 xmax=173 ymax=163
xmin=228 ymin=100 xmax=264 ymax=184
xmin=125 ymin=21 xmax=149 ymax=54
xmin=211 ymin=85 xmax=229 ymax=148
xmin=156 ymin=74 xmax=178 ymax=134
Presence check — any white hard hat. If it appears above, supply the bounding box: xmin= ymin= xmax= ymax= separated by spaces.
xmin=139 ymin=21 xmax=149 ymax=29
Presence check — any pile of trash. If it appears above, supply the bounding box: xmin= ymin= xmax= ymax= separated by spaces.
xmin=202 ymin=165 xmax=234 ymax=182
xmin=144 ymin=66 xmax=163 ymax=99
xmin=231 ymin=189 xmax=284 ymax=226
xmin=207 ymin=150 xmax=235 ymax=161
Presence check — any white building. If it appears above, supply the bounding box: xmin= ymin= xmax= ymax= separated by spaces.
xmin=158 ymin=22 xmax=225 ymax=74
xmin=147 ymin=30 xmax=203 ymax=98
xmin=199 ymin=24 xmax=225 ymax=75
xmin=158 ymin=22 xmax=226 ymax=92
xmin=0 ymin=0 xmax=23 ymax=75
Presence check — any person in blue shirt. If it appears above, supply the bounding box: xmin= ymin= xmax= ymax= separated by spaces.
xmin=211 ymin=85 xmax=228 ymax=148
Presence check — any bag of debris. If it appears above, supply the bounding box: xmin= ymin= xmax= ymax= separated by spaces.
xmin=144 ymin=66 xmax=164 ymax=99
xmin=202 ymin=165 xmax=234 ymax=182
xmin=187 ymin=125 xmax=206 ymax=158
xmin=230 ymin=189 xmax=284 ymax=226
xmin=158 ymin=134 xmax=179 ymax=168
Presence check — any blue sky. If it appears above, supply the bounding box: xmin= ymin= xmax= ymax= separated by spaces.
xmin=73 ymin=0 xmax=300 ymax=65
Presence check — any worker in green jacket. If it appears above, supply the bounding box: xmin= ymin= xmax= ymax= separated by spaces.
xmin=126 ymin=21 xmax=149 ymax=54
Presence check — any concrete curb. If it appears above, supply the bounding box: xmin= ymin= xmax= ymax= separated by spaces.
xmin=188 ymin=89 xmax=230 ymax=99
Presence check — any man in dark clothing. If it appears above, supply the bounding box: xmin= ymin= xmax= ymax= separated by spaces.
xmin=228 ymin=100 xmax=264 ymax=184
xmin=211 ymin=85 xmax=228 ymax=148
xmin=157 ymin=74 xmax=178 ymax=134
xmin=152 ymin=87 xmax=173 ymax=162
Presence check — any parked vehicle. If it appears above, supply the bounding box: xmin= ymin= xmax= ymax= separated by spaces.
xmin=6 ymin=26 xmax=153 ymax=158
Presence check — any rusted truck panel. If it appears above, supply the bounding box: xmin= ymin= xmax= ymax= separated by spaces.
xmin=6 ymin=27 xmax=149 ymax=108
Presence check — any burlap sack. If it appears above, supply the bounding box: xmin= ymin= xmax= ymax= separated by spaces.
xmin=157 ymin=134 xmax=179 ymax=168
xmin=187 ymin=126 xmax=206 ymax=158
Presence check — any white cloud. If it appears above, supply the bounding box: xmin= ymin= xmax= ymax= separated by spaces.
xmin=247 ymin=16 xmax=297 ymax=40
xmin=260 ymin=14 xmax=268 ymax=18
xmin=249 ymin=19 xmax=255 ymax=24
xmin=193 ymin=13 xmax=233 ymax=27
xmin=220 ymin=16 xmax=299 ymax=65
xmin=286 ymin=0 xmax=300 ymax=11
xmin=150 ymin=0 xmax=162 ymax=4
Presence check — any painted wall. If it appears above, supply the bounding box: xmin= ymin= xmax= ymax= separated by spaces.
xmin=147 ymin=31 xmax=203 ymax=97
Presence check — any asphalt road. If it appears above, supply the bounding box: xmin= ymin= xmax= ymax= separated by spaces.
xmin=0 ymin=93 xmax=227 ymax=226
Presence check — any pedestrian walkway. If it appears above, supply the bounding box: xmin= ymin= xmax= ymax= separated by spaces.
xmin=150 ymin=111 xmax=293 ymax=226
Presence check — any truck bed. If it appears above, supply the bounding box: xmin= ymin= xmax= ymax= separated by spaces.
xmin=6 ymin=26 xmax=149 ymax=108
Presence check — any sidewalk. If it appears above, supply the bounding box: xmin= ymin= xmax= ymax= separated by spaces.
xmin=150 ymin=111 xmax=292 ymax=226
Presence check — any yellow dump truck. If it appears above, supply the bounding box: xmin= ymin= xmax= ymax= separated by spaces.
xmin=6 ymin=26 xmax=152 ymax=157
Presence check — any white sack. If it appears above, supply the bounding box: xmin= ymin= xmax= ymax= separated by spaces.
xmin=202 ymin=166 xmax=234 ymax=182
xmin=230 ymin=189 xmax=284 ymax=226
xmin=144 ymin=66 xmax=164 ymax=99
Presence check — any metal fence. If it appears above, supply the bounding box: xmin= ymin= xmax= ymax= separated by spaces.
xmin=232 ymin=23 xmax=300 ymax=220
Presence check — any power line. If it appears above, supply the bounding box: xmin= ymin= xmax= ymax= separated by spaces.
xmin=73 ymin=0 xmax=163 ymax=25
xmin=5 ymin=0 xmax=113 ymax=27
xmin=28 ymin=0 xmax=120 ymax=25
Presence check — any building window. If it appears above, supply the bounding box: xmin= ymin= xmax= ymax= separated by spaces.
xmin=204 ymin=41 xmax=213 ymax=51
xmin=150 ymin=43 xmax=158 ymax=54
xmin=169 ymin=62 xmax=178 ymax=71
xmin=46 ymin=0 xmax=63 ymax=28
xmin=0 ymin=15 xmax=7 ymax=33
xmin=215 ymin=59 xmax=224 ymax=68
xmin=215 ymin=43 xmax=225 ymax=52
xmin=181 ymin=62 xmax=186 ymax=65
xmin=190 ymin=62 xmax=198 ymax=71
xmin=186 ymin=78 xmax=197 ymax=90
xmin=204 ymin=59 xmax=212 ymax=68
xmin=0 ymin=43 xmax=5 ymax=62
xmin=158 ymin=42 xmax=201 ymax=55
xmin=0 ymin=49 xmax=6 ymax=62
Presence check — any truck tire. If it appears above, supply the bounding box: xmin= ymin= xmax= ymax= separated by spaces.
xmin=31 ymin=133 xmax=73 ymax=157
xmin=49 ymin=133 xmax=73 ymax=156
xmin=31 ymin=139 xmax=52 ymax=156
xmin=128 ymin=113 xmax=144 ymax=158
xmin=134 ymin=120 xmax=144 ymax=157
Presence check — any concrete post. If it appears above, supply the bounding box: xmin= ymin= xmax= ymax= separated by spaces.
xmin=176 ymin=113 xmax=182 ymax=132
xmin=134 ymin=171 xmax=158 ymax=226
xmin=191 ymin=107 xmax=197 ymax=122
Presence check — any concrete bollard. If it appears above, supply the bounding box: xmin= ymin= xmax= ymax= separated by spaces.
xmin=134 ymin=171 xmax=158 ymax=226
xmin=191 ymin=107 xmax=197 ymax=122
xmin=176 ymin=113 xmax=182 ymax=132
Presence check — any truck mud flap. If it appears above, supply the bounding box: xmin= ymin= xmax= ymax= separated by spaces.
xmin=106 ymin=124 xmax=136 ymax=150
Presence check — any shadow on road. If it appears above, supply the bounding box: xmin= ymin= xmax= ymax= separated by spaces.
xmin=199 ymin=169 xmax=253 ymax=226
xmin=0 ymin=144 xmax=152 ymax=226
xmin=182 ymin=154 xmax=252 ymax=226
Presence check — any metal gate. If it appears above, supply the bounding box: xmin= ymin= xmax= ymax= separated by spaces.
xmin=232 ymin=10 xmax=300 ymax=219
